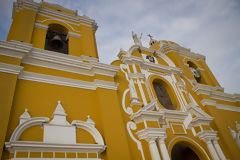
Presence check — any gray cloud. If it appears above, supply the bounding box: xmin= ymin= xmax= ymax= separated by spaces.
xmin=0 ymin=0 xmax=239 ymax=93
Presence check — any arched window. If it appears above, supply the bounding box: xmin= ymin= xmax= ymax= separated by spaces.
xmin=153 ymin=80 xmax=176 ymax=110
xmin=44 ymin=24 xmax=68 ymax=54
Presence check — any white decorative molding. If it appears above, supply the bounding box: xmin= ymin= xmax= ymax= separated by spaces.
xmin=126 ymin=122 xmax=145 ymax=160
xmin=68 ymin=31 xmax=81 ymax=39
xmin=34 ymin=23 xmax=48 ymax=30
xmin=193 ymin=83 xmax=240 ymax=103
xmin=216 ymin=104 xmax=240 ymax=112
xmin=136 ymin=128 xmax=167 ymax=140
xmin=158 ymin=42 xmax=206 ymax=61
xmin=200 ymin=99 xmax=217 ymax=106
xmin=0 ymin=40 xmax=32 ymax=59
xmin=5 ymin=141 xmax=105 ymax=154
xmin=94 ymin=79 xmax=119 ymax=90
xmin=18 ymin=71 xmax=118 ymax=90
xmin=201 ymin=99 xmax=240 ymax=112
xmin=5 ymin=101 xmax=106 ymax=154
xmin=10 ymin=117 xmax=50 ymax=142
xmin=0 ymin=62 xmax=23 ymax=75
xmin=120 ymin=55 xmax=182 ymax=76
xmin=0 ymin=41 xmax=119 ymax=79
xmin=18 ymin=71 xmax=95 ymax=89
xmin=20 ymin=47 xmax=119 ymax=77
xmin=130 ymin=108 xmax=188 ymax=124
xmin=13 ymin=0 xmax=97 ymax=30
xmin=196 ymin=130 xmax=218 ymax=142
xmin=170 ymin=123 xmax=187 ymax=135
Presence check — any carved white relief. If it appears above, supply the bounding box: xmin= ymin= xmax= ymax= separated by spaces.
xmin=127 ymin=121 xmax=145 ymax=160
xmin=228 ymin=121 xmax=240 ymax=148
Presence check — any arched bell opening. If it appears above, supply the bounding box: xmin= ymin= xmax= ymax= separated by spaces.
xmin=44 ymin=23 xmax=69 ymax=54
xmin=171 ymin=142 xmax=200 ymax=160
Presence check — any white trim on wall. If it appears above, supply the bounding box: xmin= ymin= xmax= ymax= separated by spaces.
xmin=18 ymin=71 xmax=118 ymax=90
xmin=0 ymin=62 xmax=23 ymax=75
xmin=201 ymin=99 xmax=240 ymax=112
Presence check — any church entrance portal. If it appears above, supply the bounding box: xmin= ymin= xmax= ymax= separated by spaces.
xmin=171 ymin=143 xmax=200 ymax=160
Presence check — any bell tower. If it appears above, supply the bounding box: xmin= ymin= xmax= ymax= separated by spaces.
xmin=7 ymin=0 xmax=98 ymax=58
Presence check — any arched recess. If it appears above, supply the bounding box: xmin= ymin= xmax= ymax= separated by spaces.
xmin=10 ymin=117 xmax=49 ymax=142
xmin=168 ymin=136 xmax=210 ymax=160
xmin=148 ymin=75 xmax=181 ymax=110
xmin=72 ymin=120 xmax=105 ymax=145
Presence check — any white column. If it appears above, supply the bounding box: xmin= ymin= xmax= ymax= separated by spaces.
xmin=148 ymin=139 xmax=161 ymax=160
xmin=213 ymin=140 xmax=226 ymax=160
xmin=158 ymin=138 xmax=170 ymax=160
xmin=205 ymin=140 xmax=220 ymax=160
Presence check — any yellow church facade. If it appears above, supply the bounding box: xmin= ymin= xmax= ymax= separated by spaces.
xmin=0 ymin=0 xmax=240 ymax=160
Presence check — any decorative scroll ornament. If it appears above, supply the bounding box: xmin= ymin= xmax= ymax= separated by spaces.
xmin=127 ymin=121 xmax=145 ymax=160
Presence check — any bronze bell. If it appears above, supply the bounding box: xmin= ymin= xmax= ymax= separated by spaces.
xmin=50 ymin=34 xmax=63 ymax=50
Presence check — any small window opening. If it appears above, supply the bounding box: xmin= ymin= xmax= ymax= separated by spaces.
xmin=153 ymin=81 xmax=176 ymax=110
xmin=44 ymin=24 xmax=68 ymax=54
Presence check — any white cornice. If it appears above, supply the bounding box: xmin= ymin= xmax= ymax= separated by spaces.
xmin=159 ymin=43 xmax=206 ymax=61
xmin=5 ymin=141 xmax=105 ymax=153
xmin=13 ymin=0 xmax=98 ymax=31
xmin=216 ymin=104 xmax=240 ymax=112
xmin=18 ymin=71 xmax=118 ymax=90
xmin=130 ymin=109 xmax=188 ymax=124
xmin=136 ymin=128 xmax=167 ymax=140
xmin=200 ymin=99 xmax=217 ymax=106
xmin=68 ymin=32 xmax=81 ymax=39
xmin=0 ymin=41 xmax=119 ymax=78
xmin=0 ymin=62 xmax=23 ymax=75
xmin=94 ymin=79 xmax=119 ymax=90
xmin=193 ymin=83 xmax=240 ymax=102
xmin=196 ymin=130 xmax=218 ymax=142
xmin=13 ymin=0 xmax=40 ymax=18
xmin=0 ymin=40 xmax=32 ymax=59
xmin=201 ymin=99 xmax=240 ymax=112
xmin=130 ymin=110 xmax=164 ymax=123
xmin=120 ymin=55 xmax=182 ymax=75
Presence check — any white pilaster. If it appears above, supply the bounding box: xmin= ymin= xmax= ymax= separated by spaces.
xmin=158 ymin=138 xmax=170 ymax=160
xmin=205 ymin=140 xmax=220 ymax=160
xmin=213 ymin=140 xmax=226 ymax=160
xmin=148 ymin=139 xmax=161 ymax=160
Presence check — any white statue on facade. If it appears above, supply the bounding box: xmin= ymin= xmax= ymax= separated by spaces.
xmin=132 ymin=31 xmax=142 ymax=46
xmin=228 ymin=121 xmax=240 ymax=148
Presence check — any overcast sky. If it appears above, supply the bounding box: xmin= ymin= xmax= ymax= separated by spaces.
xmin=0 ymin=0 xmax=239 ymax=94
